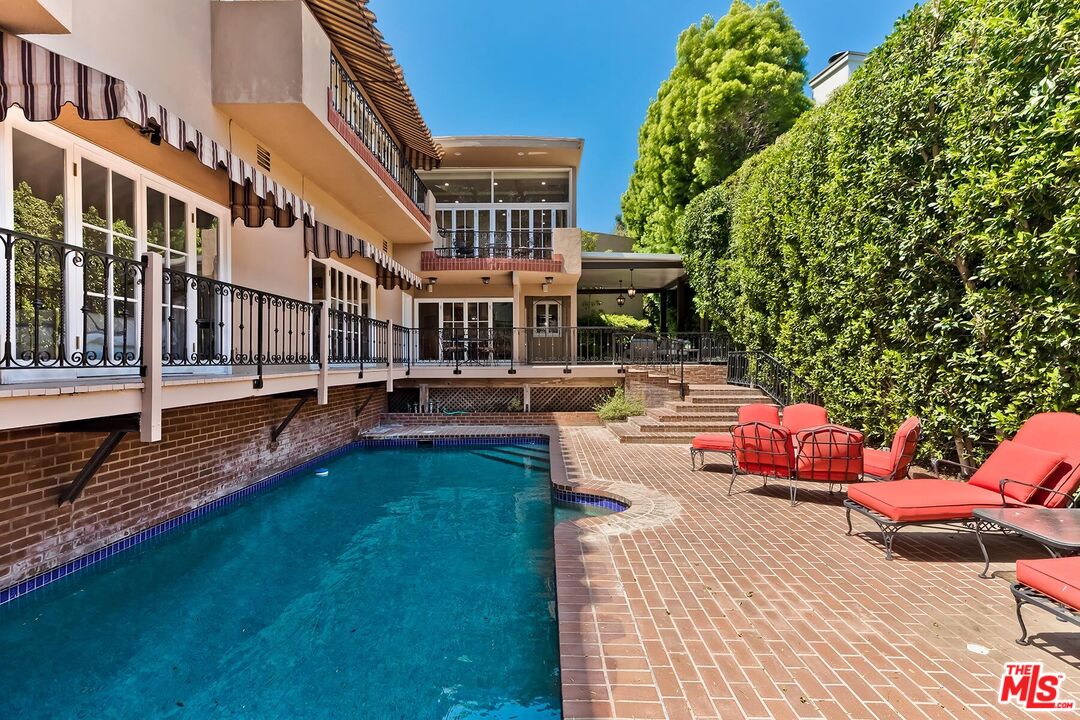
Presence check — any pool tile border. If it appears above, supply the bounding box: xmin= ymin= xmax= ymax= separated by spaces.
xmin=0 ymin=433 xmax=555 ymax=607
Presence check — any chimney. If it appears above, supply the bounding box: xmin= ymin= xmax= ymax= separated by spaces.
xmin=809 ymin=51 xmax=868 ymax=104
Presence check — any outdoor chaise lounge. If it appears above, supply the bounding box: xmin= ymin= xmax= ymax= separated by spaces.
xmin=1012 ymin=556 xmax=1080 ymax=645
xmin=690 ymin=403 xmax=779 ymax=470
xmin=845 ymin=412 xmax=1080 ymax=560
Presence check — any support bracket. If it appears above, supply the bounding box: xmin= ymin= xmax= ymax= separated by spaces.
xmin=58 ymin=429 xmax=132 ymax=505
xmin=270 ymin=391 xmax=316 ymax=442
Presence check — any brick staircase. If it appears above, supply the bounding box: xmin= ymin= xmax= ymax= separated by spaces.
xmin=607 ymin=383 xmax=774 ymax=444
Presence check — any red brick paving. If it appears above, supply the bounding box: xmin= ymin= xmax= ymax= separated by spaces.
xmin=555 ymin=426 xmax=1080 ymax=719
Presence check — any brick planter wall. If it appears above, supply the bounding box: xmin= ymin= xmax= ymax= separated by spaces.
xmin=0 ymin=385 xmax=386 ymax=590
xmin=378 ymin=412 xmax=601 ymax=427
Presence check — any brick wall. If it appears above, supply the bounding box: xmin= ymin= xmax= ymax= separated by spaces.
xmin=378 ymin=412 xmax=601 ymax=427
xmin=677 ymin=364 xmax=728 ymax=384
xmin=0 ymin=385 xmax=386 ymax=590
xmin=624 ymin=370 xmax=682 ymax=408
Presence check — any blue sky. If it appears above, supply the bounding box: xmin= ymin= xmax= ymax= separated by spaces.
xmin=371 ymin=0 xmax=917 ymax=233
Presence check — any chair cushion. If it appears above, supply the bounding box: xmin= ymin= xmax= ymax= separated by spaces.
xmin=692 ymin=432 xmax=733 ymax=452
xmin=781 ymin=403 xmax=828 ymax=434
xmin=1013 ymin=412 xmax=1080 ymax=507
xmin=738 ymin=404 xmax=780 ymax=425
xmin=968 ymin=440 xmax=1064 ymax=503
xmin=888 ymin=416 xmax=921 ymax=479
xmin=795 ymin=425 xmax=864 ymax=483
xmin=733 ymin=422 xmax=794 ymax=478
xmin=862 ymin=447 xmax=895 ymax=479
xmin=1016 ymin=556 xmax=1080 ymax=612
xmin=847 ymin=478 xmax=1008 ymax=522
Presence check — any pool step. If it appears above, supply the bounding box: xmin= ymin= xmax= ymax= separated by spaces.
xmin=470 ymin=448 xmax=550 ymax=470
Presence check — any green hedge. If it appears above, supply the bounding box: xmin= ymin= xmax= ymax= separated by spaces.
xmin=681 ymin=0 xmax=1080 ymax=461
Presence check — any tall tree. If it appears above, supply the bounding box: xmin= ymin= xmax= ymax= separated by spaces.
xmin=621 ymin=1 xmax=810 ymax=253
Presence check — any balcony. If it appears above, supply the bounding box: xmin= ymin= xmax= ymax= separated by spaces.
xmin=421 ymin=230 xmax=565 ymax=273
xmin=210 ymin=0 xmax=431 ymax=242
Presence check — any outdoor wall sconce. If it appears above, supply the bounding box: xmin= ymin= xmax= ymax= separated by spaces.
xmin=542 ymin=276 xmax=553 ymax=293
xmin=627 ymin=269 xmax=636 ymax=298
xmin=427 ymin=277 xmax=437 ymax=293
xmin=481 ymin=276 xmax=491 ymax=285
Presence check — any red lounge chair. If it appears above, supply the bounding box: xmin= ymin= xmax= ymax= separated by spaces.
xmin=790 ymin=425 xmax=864 ymax=506
xmin=728 ymin=421 xmax=795 ymax=495
xmin=781 ymin=403 xmax=828 ymax=434
xmin=1012 ymin=556 xmax=1080 ymax=645
xmin=862 ymin=416 xmax=921 ymax=481
xmin=845 ymin=412 xmax=1080 ymax=560
xmin=690 ymin=403 xmax=780 ymax=471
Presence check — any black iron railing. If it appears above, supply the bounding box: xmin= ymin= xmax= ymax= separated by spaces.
xmin=326 ymin=309 xmax=388 ymax=366
xmin=2 ymin=228 xmax=144 ymax=370
xmin=161 ymin=268 xmax=317 ymax=369
xmin=727 ymin=349 xmax=820 ymax=406
xmin=330 ymin=55 xmax=428 ymax=213
xmin=434 ymin=229 xmax=554 ymax=260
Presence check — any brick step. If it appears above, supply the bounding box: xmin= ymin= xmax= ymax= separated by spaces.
xmin=662 ymin=400 xmax=763 ymax=414
xmin=645 ymin=408 xmax=737 ymax=423
xmin=629 ymin=417 xmax=733 ymax=434
xmin=687 ymin=393 xmax=769 ymax=404
xmin=605 ymin=422 xmax=697 ymax=444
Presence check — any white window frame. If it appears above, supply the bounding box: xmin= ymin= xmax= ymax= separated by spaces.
xmin=533 ymin=300 xmax=561 ymax=337
xmin=414 ymin=297 xmax=513 ymax=362
xmin=0 ymin=108 xmax=230 ymax=382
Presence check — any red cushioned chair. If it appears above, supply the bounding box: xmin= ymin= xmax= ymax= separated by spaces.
xmin=690 ymin=403 xmax=780 ymax=471
xmin=728 ymin=421 xmax=795 ymax=495
xmin=1012 ymin=556 xmax=1080 ymax=645
xmin=781 ymin=403 xmax=828 ymax=434
xmin=862 ymin=416 xmax=921 ymax=481
xmin=790 ymin=425 xmax=864 ymax=506
xmin=845 ymin=412 xmax=1080 ymax=562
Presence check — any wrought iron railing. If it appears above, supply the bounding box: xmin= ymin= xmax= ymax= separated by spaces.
xmin=2 ymin=228 xmax=144 ymax=370
xmin=326 ymin=309 xmax=388 ymax=366
xmin=434 ymin=229 xmax=554 ymax=260
xmin=391 ymin=322 xmax=411 ymax=370
xmin=727 ymin=349 xmax=820 ymax=406
xmin=161 ymin=268 xmax=317 ymax=369
xmin=330 ymin=55 xmax=428 ymax=213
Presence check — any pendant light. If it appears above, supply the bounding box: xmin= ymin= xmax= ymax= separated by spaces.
xmin=627 ymin=269 xmax=636 ymax=298
xmin=616 ymin=279 xmax=626 ymax=307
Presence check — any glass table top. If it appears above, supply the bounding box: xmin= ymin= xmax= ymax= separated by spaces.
xmin=974 ymin=507 xmax=1080 ymax=548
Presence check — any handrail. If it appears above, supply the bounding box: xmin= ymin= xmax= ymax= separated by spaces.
xmin=330 ymin=55 xmax=428 ymax=213
xmin=727 ymin=349 xmax=820 ymax=406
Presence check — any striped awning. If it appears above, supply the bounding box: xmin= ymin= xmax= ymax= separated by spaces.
xmin=305 ymin=0 xmax=442 ymax=170
xmin=304 ymin=220 xmax=422 ymax=290
xmin=0 ymin=33 xmax=312 ymax=226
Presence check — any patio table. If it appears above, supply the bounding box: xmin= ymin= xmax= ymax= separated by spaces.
xmin=973 ymin=507 xmax=1080 ymax=578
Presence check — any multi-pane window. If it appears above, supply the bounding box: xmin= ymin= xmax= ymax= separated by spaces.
xmin=533 ymin=300 xmax=561 ymax=336
xmin=81 ymin=159 xmax=138 ymax=363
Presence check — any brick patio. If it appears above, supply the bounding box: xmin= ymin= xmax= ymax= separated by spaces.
xmin=555 ymin=425 xmax=1080 ymax=719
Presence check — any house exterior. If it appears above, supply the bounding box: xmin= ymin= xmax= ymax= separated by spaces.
xmin=809 ymin=50 xmax=867 ymax=103
xmin=0 ymin=0 xmax=706 ymax=591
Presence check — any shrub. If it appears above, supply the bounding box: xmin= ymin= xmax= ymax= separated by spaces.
xmin=595 ymin=388 xmax=646 ymax=423
xmin=680 ymin=0 xmax=1080 ymax=462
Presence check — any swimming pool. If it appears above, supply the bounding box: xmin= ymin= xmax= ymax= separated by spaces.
xmin=0 ymin=441 xmax=570 ymax=719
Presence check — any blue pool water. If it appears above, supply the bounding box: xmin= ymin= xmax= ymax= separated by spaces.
xmin=0 ymin=442 xmax=567 ymax=719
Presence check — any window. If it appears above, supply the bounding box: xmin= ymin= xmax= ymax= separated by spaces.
xmin=533 ymin=301 xmax=560 ymax=336
xmin=11 ymin=129 xmax=66 ymax=362
xmin=81 ymin=158 xmax=138 ymax=363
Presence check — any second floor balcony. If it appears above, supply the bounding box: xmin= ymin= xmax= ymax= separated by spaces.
xmin=421 ymin=230 xmax=566 ymax=273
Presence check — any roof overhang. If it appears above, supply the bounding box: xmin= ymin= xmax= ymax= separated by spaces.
xmin=305 ymin=0 xmax=442 ymax=169
xmin=579 ymin=252 xmax=686 ymax=293
xmin=434 ymin=136 xmax=584 ymax=169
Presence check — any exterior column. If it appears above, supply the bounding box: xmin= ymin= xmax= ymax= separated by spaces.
xmin=139 ymin=252 xmax=163 ymax=442
xmin=317 ymin=301 xmax=329 ymax=405
xmin=386 ymin=320 xmax=395 ymax=393
xmin=659 ymin=290 xmax=668 ymax=334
